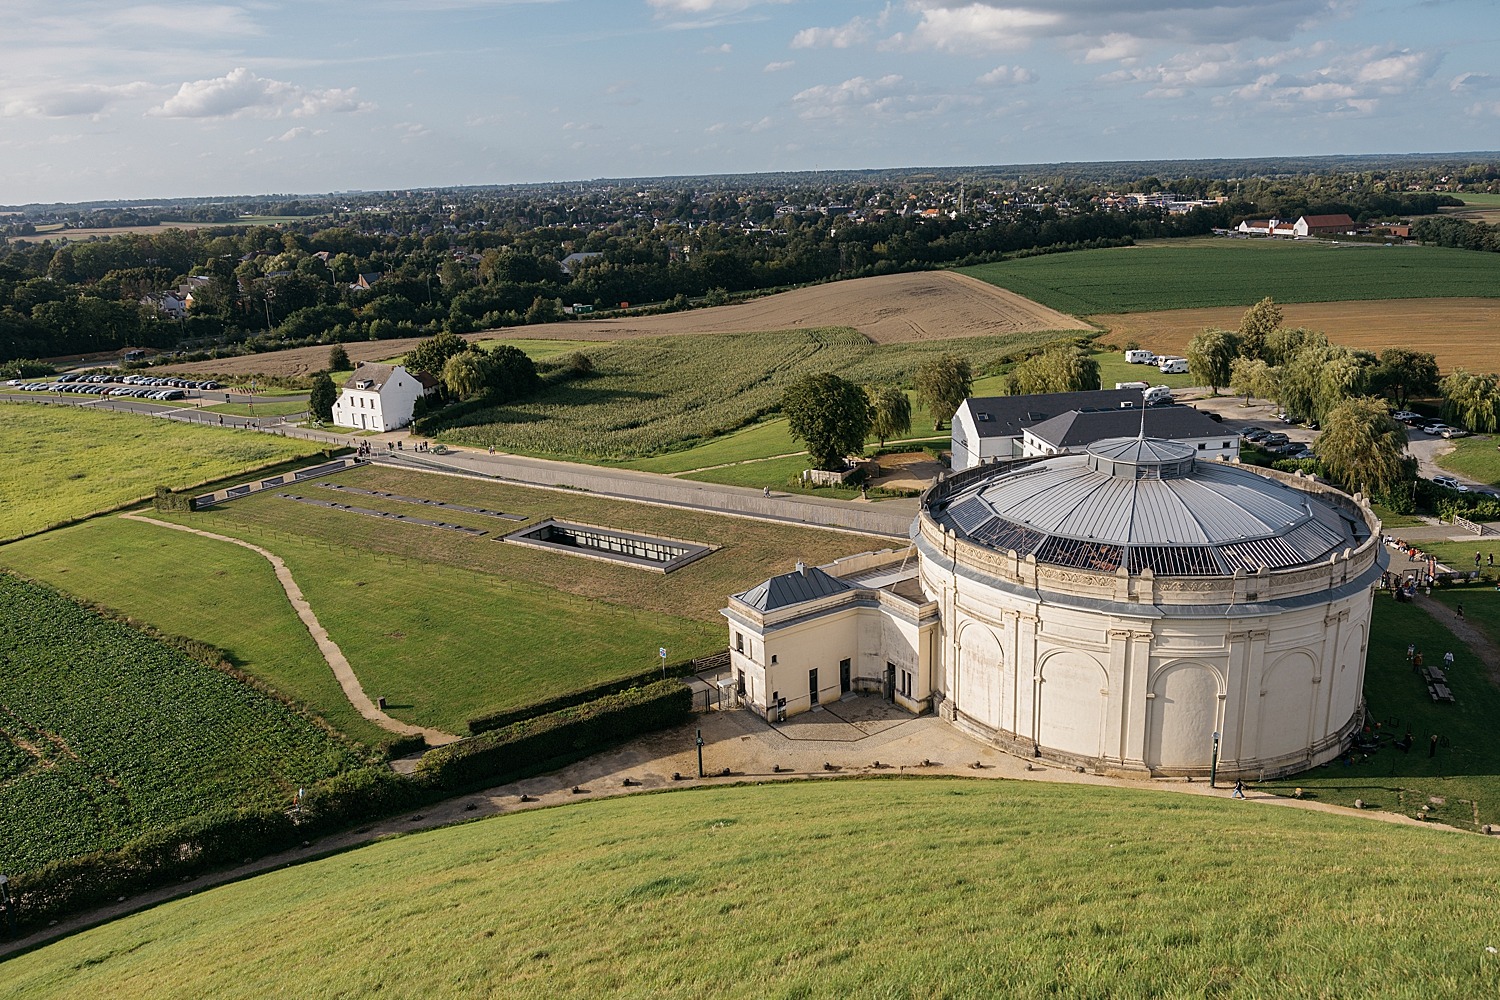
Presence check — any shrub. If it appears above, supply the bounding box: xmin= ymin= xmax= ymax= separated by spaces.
xmin=420 ymin=680 xmax=692 ymax=791
xmin=467 ymin=661 xmax=700 ymax=735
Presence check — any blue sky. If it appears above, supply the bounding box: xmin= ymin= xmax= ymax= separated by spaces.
xmin=3 ymin=1 xmax=1498 ymax=203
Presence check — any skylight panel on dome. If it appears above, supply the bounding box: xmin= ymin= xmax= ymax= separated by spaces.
xmin=968 ymin=519 xmax=1045 ymax=555
xmin=1128 ymin=545 xmax=1223 ymax=576
xmin=1036 ymin=536 xmax=1124 ymax=572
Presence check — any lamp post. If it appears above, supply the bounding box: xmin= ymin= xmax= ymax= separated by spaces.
xmin=1209 ymin=731 xmax=1221 ymax=789
xmin=696 ymin=728 xmax=705 ymax=778
xmin=0 ymin=873 xmax=14 ymax=938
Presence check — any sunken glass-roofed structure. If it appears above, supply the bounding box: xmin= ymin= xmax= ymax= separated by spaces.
xmin=912 ymin=436 xmax=1385 ymax=779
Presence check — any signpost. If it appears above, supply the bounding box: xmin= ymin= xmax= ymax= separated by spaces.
xmin=659 ymin=647 xmax=668 ymax=678
xmin=1210 ymin=731 xmax=1222 ymax=788
xmin=696 ymin=728 xmax=705 ymax=778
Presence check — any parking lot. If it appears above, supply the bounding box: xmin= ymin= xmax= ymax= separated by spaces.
xmin=4 ymin=372 xmax=221 ymax=402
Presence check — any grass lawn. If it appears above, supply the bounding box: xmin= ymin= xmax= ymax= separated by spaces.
xmin=128 ymin=464 xmax=889 ymax=730
xmin=617 ymin=418 xmax=799 ymax=474
xmin=471 ymin=337 xmax=602 ymax=361
xmin=0 ymin=517 xmax=391 ymax=747
xmin=1370 ymin=504 xmax=1427 ymax=528
xmin=0 ymin=401 xmax=323 ymax=541
xmin=200 ymin=399 xmax=309 ymax=418
xmin=960 ymin=238 xmax=1500 ymax=315
xmin=0 ymin=573 xmax=363 ymax=874
xmin=1259 ymin=594 xmax=1500 ymax=829
xmin=1436 ymin=435 xmax=1500 ymax=485
xmin=12 ymin=778 xmax=1500 ymax=999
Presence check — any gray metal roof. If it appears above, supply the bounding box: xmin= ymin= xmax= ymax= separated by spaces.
xmin=1026 ymin=407 xmax=1228 ymax=449
xmin=962 ymin=389 xmax=1146 ymax=439
xmin=931 ymin=437 xmax=1364 ymax=576
xmin=736 ymin=565 xmax=851 ymax=611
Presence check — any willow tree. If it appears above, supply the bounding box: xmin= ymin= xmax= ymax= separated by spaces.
xmin=1441 ymin=369 xmax=1500 ymax=432
xmin=869 ymin=385 xmax=912 ymax=447
xmin=1315 ymin=397 xmax=1409 ymax=497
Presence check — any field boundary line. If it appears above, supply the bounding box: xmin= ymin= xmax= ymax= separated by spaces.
xmin=118 ymin=513 xmax=458 ymax=746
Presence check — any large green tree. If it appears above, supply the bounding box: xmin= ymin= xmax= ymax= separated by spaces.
xmin=328 ymin=344 xmax=350 ymax=372
xmin=442 ymin=350 xmax=490 ymax=399
xmin=1185 ymin=329 xmax=1240 ymax=395
xmin=1237 ymin=296 xmax=1282 ymax=361
xmin=1229 ymin=356 xmax=1278 ymax=406
xmin=783 ymin=373 xmax=873 ymax=471
xmin=406 ymin=331 xmax=470 ymax=377
xmin=914 ymin=354 xmax=972 ymax=430
xmin=1374 ymin=348 xmax=1439 ymax=409
xmin=1315 ymin=397 xmax=1409 ymax=497
xmin=307 ymin=371 xmax=337 ymax=423
xmin=1006 ymin=346 xmax=1100 ymax=396
xmin=869 ymin=385 xmax=912 ymax=447
xmin=1440 ymin=369 xmax=1500 ymax=432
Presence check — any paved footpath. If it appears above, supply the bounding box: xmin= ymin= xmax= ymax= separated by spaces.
xmin=1 ymin=692 xmax=1466 ymax=960
xmin=120 ymin=513 xmax=459 ymax=746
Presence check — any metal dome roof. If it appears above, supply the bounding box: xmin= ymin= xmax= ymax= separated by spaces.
xmin=932 ymin=437 xmax=1366 ymax=576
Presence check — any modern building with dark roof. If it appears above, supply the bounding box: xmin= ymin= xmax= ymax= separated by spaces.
xmin=1022 ymin=405 xmax=1238 ymax=462
xmin=950 ymin=389 xmax=1169 ymax=470
xmin=725 ymin=437 xmax=1384 ymax=779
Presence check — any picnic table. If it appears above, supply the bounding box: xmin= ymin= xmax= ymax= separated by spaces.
xmin=1430 ymin=682 xmax=1456 ymax=703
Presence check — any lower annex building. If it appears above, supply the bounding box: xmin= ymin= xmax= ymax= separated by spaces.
xmin=723 ymin=437 xmax=1385 ymax=778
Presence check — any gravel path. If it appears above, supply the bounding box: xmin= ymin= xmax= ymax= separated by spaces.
xmin=119 ymin=513 xmax=459 ymax=746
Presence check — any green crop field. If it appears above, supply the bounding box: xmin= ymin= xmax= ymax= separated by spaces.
xmin=28 ymin=464 xmax=888 ymax=732
xmin=11 ymin=778 xmax=1500 ymax=999
xmin=428 ymin=328 xmax=1069 ymax=461
xmin=960 ymin=239 xmax=1500 ymax=315
xmin=0 ymin=402 xmax=323 ymax=540
xmin=0 ymin=574 xmax=362 ymax=873
xmin=0 ymin=517 xmax=392 ymax=746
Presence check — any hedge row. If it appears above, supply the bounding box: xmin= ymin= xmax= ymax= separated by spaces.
xmin=424 ymin=680 xmax=693 ymax=790
xmin=8 ymin=680 xmax=694 ymax=933
xmin=467 ymin=661 xmax=699 ymax=734
xmin=10 ymin=767 xmax=424 ymax=932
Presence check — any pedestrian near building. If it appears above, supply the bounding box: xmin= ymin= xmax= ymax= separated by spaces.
xmin=1444 ymin=651 xmax=1455 ymax=669
xmin=1231 ymin=780 xmax=1246 ymax=799
xmin=1457 ymin=603 xmax=1465 ymax=620
xmin=1406 ymin=643 xmax=1415 ymax=660
xmin=1430 ymin=734 xmax=1439 ymax=758
xmin=1414 ymin=650 xmax=1424 ymax=670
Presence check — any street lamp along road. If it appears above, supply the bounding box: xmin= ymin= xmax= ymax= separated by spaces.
xmin=1210 ymin=731 xmax=1222 ymax=789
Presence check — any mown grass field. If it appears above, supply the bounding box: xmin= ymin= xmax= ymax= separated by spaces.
xmin=10 ymin=778 xmax=1500 ymax=999
xmin=0 ymin=574 xmax=362 ymax=874
xmin=98 ymin=464 xmax=888 ymax=731
xmin=428 ymin=328 xmax=1069 ymax=461
xmin=961 ymin=239 xmax=1500 ymax=315
xmin=199 ymin=399 xmax=309 ymax=418
xmin=1436 ymin=435 xmax=1500 ymax=485
xmin=0 ymin=401 xmax=322 ymax=540
xmin=0 ymin=517 xmax=392 ymax=746
xmin=1260 ymin=593 xmax=1500 ymax=829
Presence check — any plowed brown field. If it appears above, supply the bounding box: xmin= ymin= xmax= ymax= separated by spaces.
xmin=1093 ymin=297 xmax=1500 ymax=371
xmin=163 ymin=271 xmax=1088 ymax=378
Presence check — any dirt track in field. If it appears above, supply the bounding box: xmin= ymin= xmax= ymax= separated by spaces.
xmin=161 ymin=272 xmax=1088 ymax=379
xmin=1093 ymin=298 xmax=1500 ymax=371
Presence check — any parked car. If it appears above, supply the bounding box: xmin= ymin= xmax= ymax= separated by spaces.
xmin=1424 ymin=423 xmax=1455 ymax=436
xmin=1440 ymin=426 xmax=1470 ymax=439
xmin=1392 ymin=410 xmax=1421 ymax=422
xmin=1433 ymin=475 xmax=1470 ymax=492
xmin=1238 ymin=426 xmax=1268 ymax=441
xmin=1284 ymin=444 xmax=1314 ymax=460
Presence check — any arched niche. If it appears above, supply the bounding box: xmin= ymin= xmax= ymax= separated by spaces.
xmin=1146 ymin=662 xmax=1222 ymax=770
xmin=956 ymin=620 xmax=1004 ymax=730
xmin=1037 ymin=651 xmax=1107 ymax=759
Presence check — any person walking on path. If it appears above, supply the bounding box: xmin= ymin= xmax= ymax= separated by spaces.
xmin=1457 ymin=603 xmax=1465 ymax=620
xmin=1414 ymin=650 xmax=1424 ymax=670
xmin=1407 ymin=643 xmax=1415 ymax=661
xmin=1444 ymin=651 xmax=1455 ymax=669
xmin=1231 ymin=780 xmax=1246 ymax=799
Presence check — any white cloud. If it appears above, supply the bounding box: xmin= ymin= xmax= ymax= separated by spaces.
xmin=3 ymin=81 xmax=153 ymax=118
xmin=977 ymin=64 xmax=1036 ymax=86
xmin=562 ymin=121 xmax=603 ymax=130
xmin=270 ymin=126 xmax=326 ymax=142
xmin=906 ymin=4 xmax=1059 ymax=53
xmin=748 ymin=115 xmax=773 ymax=131
xmin=705 ymin=121 xmax=726 ymax=133
xmin=646 ymin=0 xmax=787 ymax=13
xmin=1082 ymin=32 xmax=1146 ymax=64
xmin=792 ymin=73 xmax=975 ymax=122
xmin=764 ymin=60 xmax=794 ymax=72
xmin=1451 ymin=72 xmax=1499 ymax=93
xmin=791 ymin=16 xmax=875 ymax=49
xmin=701 ymin=43 xmax=733 ymax=53
xmin=149 ymin=68 xmax=372 ymax=119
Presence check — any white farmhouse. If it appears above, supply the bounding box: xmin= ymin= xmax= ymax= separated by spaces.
xmin=331 ymin=362 xmax=435 ymax=432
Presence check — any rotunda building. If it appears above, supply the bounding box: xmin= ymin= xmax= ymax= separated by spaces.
xmin=917 ymin=437 xmax=1384 ymax=778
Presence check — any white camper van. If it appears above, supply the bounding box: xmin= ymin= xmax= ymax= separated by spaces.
xmin=1115 ymin=381 xmax=1150 ymax=391
xmin=1157 ymin=356 xmax=1189 ymax=374
xmin=1124 ymin=350 xmax=1156 ymax=365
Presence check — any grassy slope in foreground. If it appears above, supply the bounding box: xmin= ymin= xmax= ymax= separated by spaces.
xmin=0 ymin=574 xmax=362 ymax=873
xmin=0 ymin=401 xmax=322 ymax=540
xmin=960 ymin=239 xmax=1500 ymax=315
xmin=9 ymin=779 xmax=1500 ymax=1000
xmin=0 ymin=517 xmax=392 ymax=747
